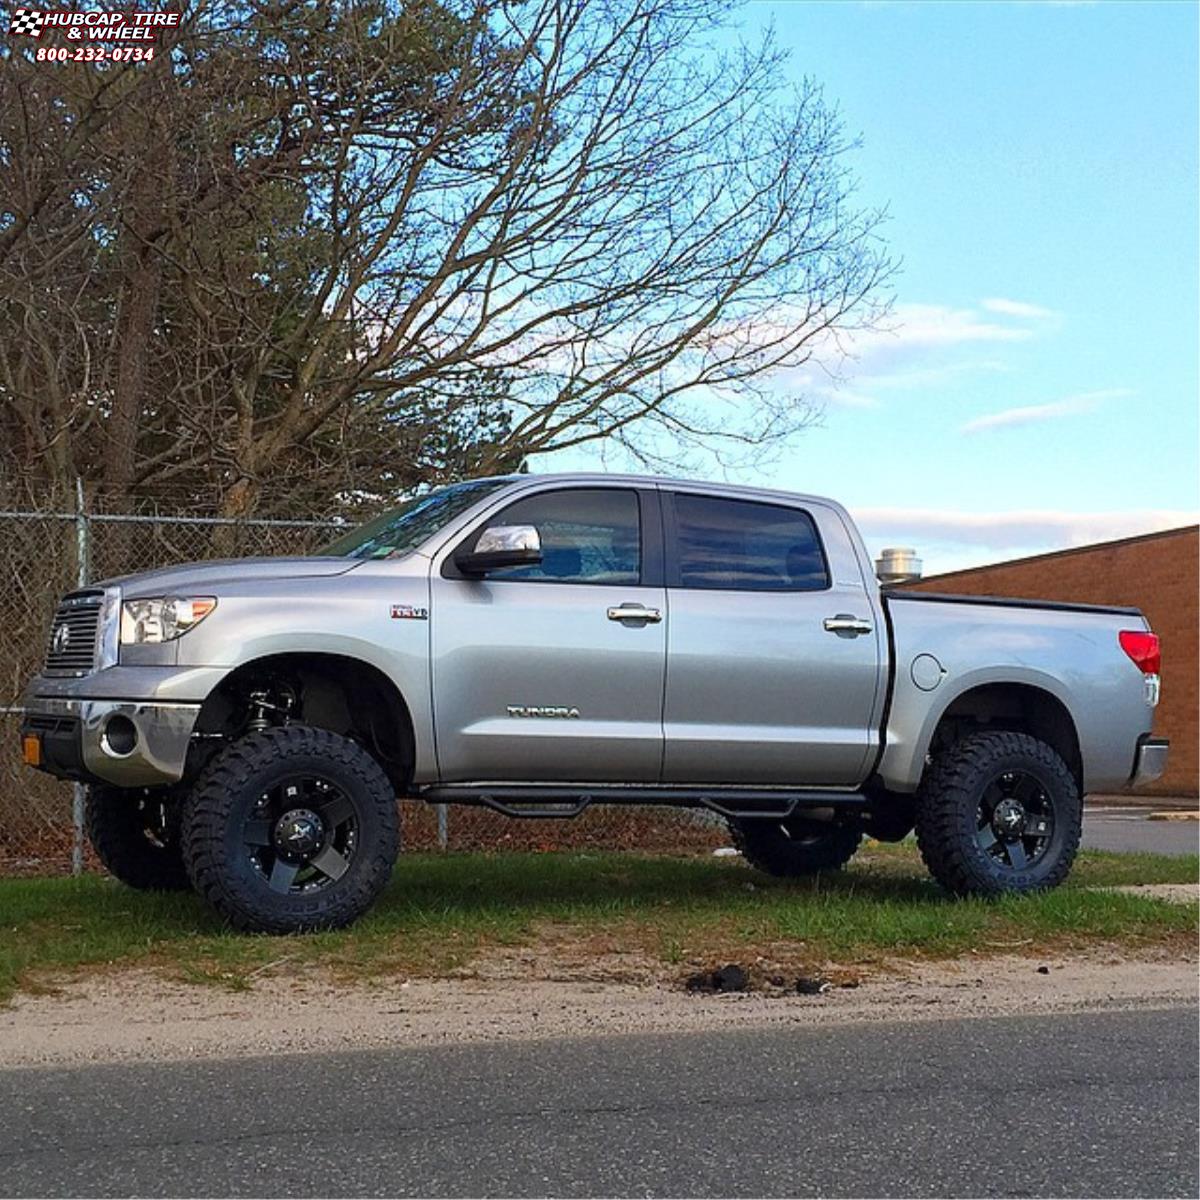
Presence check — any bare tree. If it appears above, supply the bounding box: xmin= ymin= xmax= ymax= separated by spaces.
xmin=0 ymin=0 xmax=891 ymax=518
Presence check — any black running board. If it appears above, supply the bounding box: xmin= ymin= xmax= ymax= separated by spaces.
xmin=419 ymin=784 xmax=867 ymax=822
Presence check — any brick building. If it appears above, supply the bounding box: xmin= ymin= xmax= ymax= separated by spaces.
xmin=900 ymin=525 xmax=1198 ymax=797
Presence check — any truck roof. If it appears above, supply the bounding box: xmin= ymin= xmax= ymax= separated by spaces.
xmin=488 ymin=471 xmax=843 ymax=512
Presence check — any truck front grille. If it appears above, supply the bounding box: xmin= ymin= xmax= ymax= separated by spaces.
xmin=23 ymin=713 xmax=79 ymax=735
xmin=44 ymin=591 xmax=104 ymax=676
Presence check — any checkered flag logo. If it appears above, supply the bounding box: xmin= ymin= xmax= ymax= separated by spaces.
xmin=8 ymin=7 xmax=46 ymax=37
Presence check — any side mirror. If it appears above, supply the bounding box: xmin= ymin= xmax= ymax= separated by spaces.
xmin=454 ymin=524 xmax=542 ymax=576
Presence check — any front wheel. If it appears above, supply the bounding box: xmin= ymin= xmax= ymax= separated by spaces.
xmin=85 ymin=785 xmax=190 ymax=891
xmin=915 ymin=730 xmax=1081 ymax=897
xmin=181 ymin=726 xmax=400 ymax=933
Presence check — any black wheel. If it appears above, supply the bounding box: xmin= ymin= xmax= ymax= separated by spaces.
xmin=181 ymin=726 xmax=400 ymax=933
xmin=85 ymin=785 xmax=190 ymax=891
xmin=915 ymin=730 xmax=1081 ymax=897
xmin=729 ymin=815 xmax=862 ymax=877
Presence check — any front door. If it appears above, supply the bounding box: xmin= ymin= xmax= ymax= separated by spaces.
xmin=661 ymin=491 xmax=882 ymax=786
xmin=430 ymin=486 xmax=667 ymax=782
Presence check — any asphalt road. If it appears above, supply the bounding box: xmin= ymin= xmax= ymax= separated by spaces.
xmin=1082 ymin=808 xmax=1199 ymax=857
xmin=3 ymin=1008 xmax=1196 ymax=1198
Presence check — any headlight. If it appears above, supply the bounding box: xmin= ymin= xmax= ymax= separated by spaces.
xmin=120 ymin=596 xmax=216 ymax=644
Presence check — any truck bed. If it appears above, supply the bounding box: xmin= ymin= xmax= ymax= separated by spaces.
xmin=885 ymin=589 xmax=1142 ymax=618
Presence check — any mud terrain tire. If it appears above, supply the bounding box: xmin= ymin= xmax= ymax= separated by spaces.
xmin=916 ymin=730 xmax=1081 ymax=897
xmin=730 ymin=817 xmax=862 ymax=876
xmin=86 ymin=785 xmax=190 ymax=891
xmin=181 ymin=726 xmax=399 ymax=933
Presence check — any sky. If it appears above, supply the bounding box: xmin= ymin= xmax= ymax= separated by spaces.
xmin=546 ymin=0 xmax=1200 ymax=576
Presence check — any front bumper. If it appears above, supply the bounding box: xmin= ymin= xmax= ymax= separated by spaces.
xmin=20 ymin=696 xmax=200 ymax=788
xmin=1129 ymin=736 xmax=1170 ymax=788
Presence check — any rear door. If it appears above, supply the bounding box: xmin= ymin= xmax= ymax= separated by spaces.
xmin=429 ymin=485 xmax=667 ymax=783
xmin=661 ymin=490 xmax=883 ymax=786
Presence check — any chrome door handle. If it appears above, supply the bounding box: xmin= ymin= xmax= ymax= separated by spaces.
xmin=823 ymin=614 xmax=873 ymax=636
xmin=607 ymin=604 xmax=662 ymax=624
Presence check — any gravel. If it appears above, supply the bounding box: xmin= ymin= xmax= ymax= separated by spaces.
xmin=2 ymin=949 xmax=1195 ymax=1070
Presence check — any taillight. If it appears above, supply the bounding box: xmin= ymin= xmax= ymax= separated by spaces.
xmin=1119 ymin=630 xmax=1161 ymax=675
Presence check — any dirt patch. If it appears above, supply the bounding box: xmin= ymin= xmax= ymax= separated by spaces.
xmin=2 ymin=947 xmax=1194 ymax=1071
xmin=685 ymin=963 xmax=750 ymax=993
xmin=682 ymin=963 xmax=863 ymax=996
xmin=1102 ymin=883 xmax=1199 ymax=904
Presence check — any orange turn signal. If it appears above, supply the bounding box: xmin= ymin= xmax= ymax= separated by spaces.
xmin=22 ymin=734 xmax=42 ymax=767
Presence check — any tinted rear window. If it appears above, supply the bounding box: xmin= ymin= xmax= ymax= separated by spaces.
xmin=671 ymin=494 xmax=829 ymax=591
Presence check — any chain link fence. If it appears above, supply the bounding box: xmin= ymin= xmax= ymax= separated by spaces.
xmin=1 ymin=491 xmax=722 ymax=876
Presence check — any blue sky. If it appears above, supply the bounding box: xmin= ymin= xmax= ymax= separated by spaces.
xmin=549 ymin=0 xmax=1199 ymax=575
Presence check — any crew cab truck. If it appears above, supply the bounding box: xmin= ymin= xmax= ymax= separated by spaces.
xmin=20 ymin=475 xmax=1168 ymax=933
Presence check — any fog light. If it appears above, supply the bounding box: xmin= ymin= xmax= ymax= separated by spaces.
xmin=102 ymin=715 xmax=138 ymax=757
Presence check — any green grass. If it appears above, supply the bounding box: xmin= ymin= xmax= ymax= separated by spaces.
xmin=1 ymin=844 xmax=1195 ymax=1003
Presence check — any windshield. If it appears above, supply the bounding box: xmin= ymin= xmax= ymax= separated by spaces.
xmin=317 ymin=479 xmax=512 ymax=559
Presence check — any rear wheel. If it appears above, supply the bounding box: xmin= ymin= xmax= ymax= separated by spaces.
xmin=181 ymin=725 xmax=400 ymax=933
xmin=915 ymin=730 xmax=1081 ymax=896
xmin=85 ymin=785 xmax=190 ymax=891
xmin=730 ymin=816 xmax=862 ymax=877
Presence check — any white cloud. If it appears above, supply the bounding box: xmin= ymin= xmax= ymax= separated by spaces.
xmin=819 ymin=387 xmax=878 ymax=410
xmin=773 ymin=298 xmax=1051 ymax=409
xmin=851 ymin=507 xmax=1198 ymax=556
xmin=980 ymin=298 xmax=1058 ymax=320
xmin=848 ymin=302 xmax=1039 ymax=357
xmin=960 ymin=387 xmax=1133 ymax=434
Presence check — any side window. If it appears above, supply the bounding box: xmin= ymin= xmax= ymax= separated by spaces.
xmin=671 ymin=494 xmax=829 ymax=592
xmin=477 ymin=489 xmax=641 ymax=584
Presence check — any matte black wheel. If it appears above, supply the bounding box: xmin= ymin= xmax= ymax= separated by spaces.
xmin=729 ymin=816 xmax=862 ymax=877
xmin=85 ymin=785 xmax=190 ymax=891
xmin=181 ymin=726 xmax=400 ymax=933
xmin=915 ymin=730 xmax=1081 ymax=897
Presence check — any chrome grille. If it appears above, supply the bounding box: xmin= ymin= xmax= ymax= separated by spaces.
xmin=44 ymin=591 xmax=103 ymax=676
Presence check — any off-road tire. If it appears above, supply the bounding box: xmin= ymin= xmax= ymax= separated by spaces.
xmin=85 ymin=785 xmax=191 ymax=891
xmin=181 ymin=725 xmax=399 ymax=934
xmin=730 ymin=816 xmax=862 ymax=877
xmin=915 ymin=730 xmax=1081 ymax=897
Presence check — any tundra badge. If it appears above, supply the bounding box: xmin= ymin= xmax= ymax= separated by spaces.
xmin=506 ymin=705 xmax=581 ymax=719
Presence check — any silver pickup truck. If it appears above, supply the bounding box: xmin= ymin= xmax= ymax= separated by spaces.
xmin=20 ymin=474 xmax=1168 ymax=932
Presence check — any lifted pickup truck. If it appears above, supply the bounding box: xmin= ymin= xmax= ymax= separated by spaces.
xmin=21 ymin=475 xmax=1167 ymax=932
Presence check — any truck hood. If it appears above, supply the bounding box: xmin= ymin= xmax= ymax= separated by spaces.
xmin=101 ymin=557 xmax=365 ymax=597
